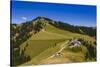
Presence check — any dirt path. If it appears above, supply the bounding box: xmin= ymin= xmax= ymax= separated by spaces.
xmin=47 ymin=40 xmax=69 ymax=59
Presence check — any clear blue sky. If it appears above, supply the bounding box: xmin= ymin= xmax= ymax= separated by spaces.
xmin=11 ymin=1 xmax=96 ymax=27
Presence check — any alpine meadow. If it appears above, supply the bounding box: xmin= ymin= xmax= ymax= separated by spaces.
xmin=11 ymin=1 xmax=96 ymax=66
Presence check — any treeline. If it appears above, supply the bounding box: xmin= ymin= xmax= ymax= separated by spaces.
xmin=11 ymin=18 xmax=46 ymax=66
xmin=11 ymin=16 xmax=96 ymax=65
xmin=48 ymin=21 xmax=96 ymax=37
xmin=11 ymin=18 xmax=46 ymax=48
xmin=11 ymin=21 xmax=34 ymax=48
xmin=78 ymin=38 xmax=96 ymax=61
xmin=11 ymin=21 xmax=34 ymax=66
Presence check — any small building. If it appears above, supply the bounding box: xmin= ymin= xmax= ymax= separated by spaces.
xmin=69 ymin=39 xmax=81 ymax=48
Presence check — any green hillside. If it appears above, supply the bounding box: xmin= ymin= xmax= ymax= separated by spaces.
xmin=20 ymin=23 xmax=96 ymax=65
xmin=11 ymin=17 xmax=96 ymax=66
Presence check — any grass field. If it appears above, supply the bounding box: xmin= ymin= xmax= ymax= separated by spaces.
xmin=45 ymin=24 xmax=95 ymax=42
xmin=38 ymin=44 xmax=88 ymax=64
xmin=20 ymin=39 xmax=65 ymax=58
xmin=17 ymin=23 xmax=96 ymax=65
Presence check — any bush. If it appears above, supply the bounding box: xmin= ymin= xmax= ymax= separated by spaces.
xmin=78 ymin=38 xmax=96 ymax=61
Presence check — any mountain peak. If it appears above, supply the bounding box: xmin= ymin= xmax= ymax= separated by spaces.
xmin=33 ymin=16 xmax=45 ymax=20
xmin=32 ymin=16 xmax=53 ymax=22
xmin=36 ymin=16 xmax=44 ymax=19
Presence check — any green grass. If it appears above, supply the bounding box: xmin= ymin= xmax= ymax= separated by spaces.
xmin=20 ymin=39 xmax=65 ymax=58
xmin=19 ymin=30 xmax=67 ymax=65
xmin=34 ymin=43 xmax=89 ymax=64
xmin=21 ymin=40 xmax=67 ymax=65
xmin=17 ymin=24 xmax=96 ymax=66
xmin=45 ymin=24 xmax=95 ymax=42
xmin=66 ymin=45 xmax=87 ymax=54
xmin=30 ymin=31 xmax=67 ymax=40
xmin=45 ymin=24 xmax=74 ymax=38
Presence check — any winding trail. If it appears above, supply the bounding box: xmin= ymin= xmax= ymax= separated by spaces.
xmin=47 ymin=40 xmax=69 ymax=59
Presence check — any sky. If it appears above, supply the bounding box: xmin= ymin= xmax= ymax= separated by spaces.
xmin=11 ymin=0 xmax=96 ymax=27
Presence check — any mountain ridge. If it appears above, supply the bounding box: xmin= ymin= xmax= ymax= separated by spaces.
xmin=11 ymin=16 xmax=96 ymax=66
xmin=12 ymin=16 xmax=96 ymax=36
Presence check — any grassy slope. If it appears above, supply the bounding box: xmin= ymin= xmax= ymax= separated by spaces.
xmin=22 ymin=41 xmax=67 ymax=65
xmin=45 ymin=24 xmax=95 ymax=42
xmin=39 ymin=44 xmax=88 ymax=64
xmin=19 ymin=24 xmax=68 ymax=65
xmin=19 ymin=24 xmax=95 ymax=65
